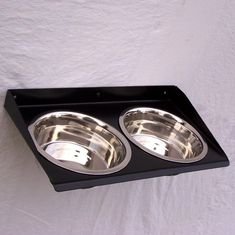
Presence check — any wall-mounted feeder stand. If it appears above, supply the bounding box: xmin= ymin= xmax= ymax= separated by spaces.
xmin=4 ymin=86 xmax=229 ymax=192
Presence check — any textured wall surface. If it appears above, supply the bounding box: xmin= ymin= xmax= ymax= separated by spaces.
xmin=0 ymin=1 xmax=234 ymax=234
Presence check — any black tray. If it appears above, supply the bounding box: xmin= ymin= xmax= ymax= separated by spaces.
xmin=4 ymin=86 xmax=229 ymax=191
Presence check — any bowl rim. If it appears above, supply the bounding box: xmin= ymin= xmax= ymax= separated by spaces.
xmin=119 ymin=107 xmax=208 ymax=164
xmin=28 ymin=111 xmax=132 ymax=175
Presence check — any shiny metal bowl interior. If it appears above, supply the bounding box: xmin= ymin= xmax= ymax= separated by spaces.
xmin=28 ymin=111 xmax=131 ymax=175
xmin=119 ymin=107 xmax=208 ymax=163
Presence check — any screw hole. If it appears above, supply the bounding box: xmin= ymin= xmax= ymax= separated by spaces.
xmin=163 ymin=91 xmax=167 ymax=95
xmin=13 ymin=95 xmax=17 ymax=99
xmin=96 ymin=92 xmax=101 ymax=97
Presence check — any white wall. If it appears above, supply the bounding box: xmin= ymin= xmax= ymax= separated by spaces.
xmin=0 ymin=1 xmax=234 ymax=234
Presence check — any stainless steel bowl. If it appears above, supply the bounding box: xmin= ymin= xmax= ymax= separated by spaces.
xmin=119 ymin=107 xmax=208 ymax=163
xmin=28 ymin=111 xmax=131 ymax=175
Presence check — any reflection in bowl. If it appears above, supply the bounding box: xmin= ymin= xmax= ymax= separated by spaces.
xmin=119 ymin=107 xmax=208 ymax=163
xmin=28 ymin=111 xmax=131 ymax=175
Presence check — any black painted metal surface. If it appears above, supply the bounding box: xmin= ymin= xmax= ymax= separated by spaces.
xmin=4 ymin=86 xmax=229 ymax=191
